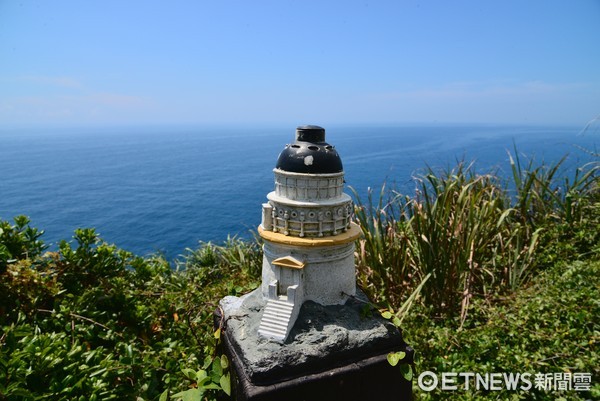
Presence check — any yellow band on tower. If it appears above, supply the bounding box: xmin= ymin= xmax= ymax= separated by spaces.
xmin=258 ymin=222 xmax=362 ymax=247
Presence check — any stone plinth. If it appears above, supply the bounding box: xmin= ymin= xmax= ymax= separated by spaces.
xmin=217 ymin=290 xmax=413 ymax=401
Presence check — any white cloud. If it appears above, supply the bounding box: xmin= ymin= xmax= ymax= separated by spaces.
xmin=0 ymin=93 xmax=154 ymax=123
xmin=17 ymin=75 xmax=84 ymax=89
xmin=0 ymin=75 xmax=156 ymax=123
xmin=1 ymin=75 xmax=597 ymax=125
xmin=375 ymin=80 xmax=586 ymax=101
xmin=357 ymin=80 xmax=599 ymax=124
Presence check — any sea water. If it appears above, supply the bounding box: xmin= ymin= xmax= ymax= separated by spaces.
xmin=0 ymin=124 xmax=597 ymax=259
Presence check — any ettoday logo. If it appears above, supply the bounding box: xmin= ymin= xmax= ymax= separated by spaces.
xmin=417 ymin=371 xmax=592 ymax=392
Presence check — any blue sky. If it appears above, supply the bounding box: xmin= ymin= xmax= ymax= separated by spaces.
xmin=1 ymin=0 xmax=599 ymax=127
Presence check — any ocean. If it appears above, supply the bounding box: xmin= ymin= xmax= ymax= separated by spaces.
xmin=0 ymin=124 xmax=597 ymax=259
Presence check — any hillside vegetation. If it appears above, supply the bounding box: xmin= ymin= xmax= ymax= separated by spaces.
xmin=1 ymin=150 xmax=598 ymax=400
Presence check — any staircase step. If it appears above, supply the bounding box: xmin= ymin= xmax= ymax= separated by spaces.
xmin=264 ymin=307 xmax=293 ymax=315
xmin=258 ymin=299 xmax=299 ymax=342
xmin=264 ymin=304 xmax=294 ymax=313
xmin=261 ymin=314 xmax=291 ymax=324
xmin=269 ymin=300 xmax=294 ymax=309
xmin=258 ymin=328 xmax=286 ymax=340
xmin=258 ymin=321 xmax=287 ymax=333
xmin=258 ymin=322 xmax=287 ymax=333
xmin=263 ymin=309 xmax=293 ymax=319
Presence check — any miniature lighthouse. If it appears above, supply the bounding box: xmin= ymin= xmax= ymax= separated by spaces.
xmin=256 ymin=125 xmax=361 ymax=342
xmin=217 ymin=126 xmax=412 ymax=400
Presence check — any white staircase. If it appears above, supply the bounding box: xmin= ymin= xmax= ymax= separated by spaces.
xmin=258 ymin=299 xmax=296 ymax=342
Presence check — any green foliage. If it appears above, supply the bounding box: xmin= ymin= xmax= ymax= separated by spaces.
xmin=354 ymin=152 xmax=599 ymax=322
xmin=410 ymin=165 xmax=511 ymax=320
xmin=0 ymin=225 xmax=261 ymax=400
xmin=361 ymin=150 xmax=598 ymax=400
xmin=352 ymin=185 xmax=414 ymax=307
xmin=172 ymin=350 xmax=231 ymax=400
xmin=178 ymin=235 xmax=262 ymax=290
xmin=0 ymin=215 xmax=46 ymax=272
xmin=404 ymin=260 xmax=600 ymax=400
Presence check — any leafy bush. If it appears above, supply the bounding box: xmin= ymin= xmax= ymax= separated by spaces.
xmin=0 ymin=223 xmax=261 ymax=401
xmin=0 ymin=216 xmax=46 ymax=272
xmin=404 ymin=260 xmax=600 ymax=401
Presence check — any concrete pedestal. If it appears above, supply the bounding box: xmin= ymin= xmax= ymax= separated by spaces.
xmin=216 ymin=290 xmax=413 ymax=401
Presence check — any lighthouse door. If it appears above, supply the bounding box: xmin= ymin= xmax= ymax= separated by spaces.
xmin=278 ymin=267 xmax=295 ymax=297
xmin=272 ymin=256 xmax=305 ymax=300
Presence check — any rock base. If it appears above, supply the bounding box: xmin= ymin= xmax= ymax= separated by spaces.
xmin=216 ymin=289 xmax=413 ymax=401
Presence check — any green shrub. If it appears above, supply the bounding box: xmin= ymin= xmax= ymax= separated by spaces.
xmin=404 ymin=260 xmax=600 ymax=401
xmin=354 ymin=152 xmax=599 ymax=322
xmin=352 ymin=185 xmax=414 ymax=307
xmin=0 ymin=223 xmax=261 ymax=400
xmin=0 ymin=215 xmax=46 ymax=272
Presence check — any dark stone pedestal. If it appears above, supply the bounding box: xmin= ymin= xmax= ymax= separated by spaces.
xmin=215 ymin=290 xmax=413 ymax=401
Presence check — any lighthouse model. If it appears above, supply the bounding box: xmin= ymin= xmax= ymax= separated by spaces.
xmin=256 ymin=125 xmax=361 ymax=342
xmin=216 ymin=125 xmax=412 ymax=400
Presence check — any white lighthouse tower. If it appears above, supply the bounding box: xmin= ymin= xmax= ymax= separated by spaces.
xmin=217 ymin=126 xmax=412 ymax=400
xmin=256 ymin=125 xmax=361 ymax=342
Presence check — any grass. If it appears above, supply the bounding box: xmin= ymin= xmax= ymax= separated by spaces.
xmin=351 ymin=148 xmax=598 ymax=400
xmin=353 ymin=150 xmax=599 ymax=325
xmin=403 ymin=260 xmax=600 ymax=400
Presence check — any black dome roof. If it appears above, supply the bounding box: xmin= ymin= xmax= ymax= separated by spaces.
xmin=275 ymin=126 xmax=343 ymax=174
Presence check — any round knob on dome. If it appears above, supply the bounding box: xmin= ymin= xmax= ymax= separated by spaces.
xmin=296 ymin=125 xmax=326 ymax=143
